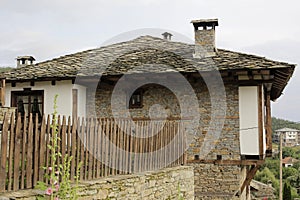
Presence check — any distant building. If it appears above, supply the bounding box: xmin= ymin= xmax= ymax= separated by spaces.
xmin=282 ymin=156 xmax=299 ymax=167
xmin=274 ymin=128 xmax=300 ymax=147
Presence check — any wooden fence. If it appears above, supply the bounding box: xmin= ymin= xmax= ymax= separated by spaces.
xmin=0 ymin=113 xmax=187 ymax=192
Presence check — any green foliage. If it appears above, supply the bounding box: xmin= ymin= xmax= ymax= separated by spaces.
xmin=177 ymin=183 xmax=184 ymax=200
xmin=283 ymin=182 xmax=292 ymax=200
xmin=36 ymin=95 xmax=82 ymax=200
xmin=283 ymin=167 xmax=298 ymax=180
xmin=0 ymin=67 xmax=13 ymax=72
xmin=255 ymin=167 xmax=279 ymax=192
xmin=260 ymin=158 xmax=280 ymax=179
xmin=283 ymin=147 xmax=297 ymax=159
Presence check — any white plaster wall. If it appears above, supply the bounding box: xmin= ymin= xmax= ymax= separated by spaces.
xmin=4 ymin=80 xmax=86 ymax=118
xmin=239 ymin=86 xmax=259 ymax=155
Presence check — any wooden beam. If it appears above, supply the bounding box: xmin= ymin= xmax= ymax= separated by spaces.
xmin=240 ymin=165 xmax=260 ymax=194
xmin=72 ymin=89 xmax=78 ymax=119
xmin=265 ymin=92 xmax=272 ymax=157
xmin=187 ymin=159 xmax=264 ymax=166
xmin=258 ymin=85 xmax=264 ymax=159
xmin=0 ymin=79 xmax=5 ymax=106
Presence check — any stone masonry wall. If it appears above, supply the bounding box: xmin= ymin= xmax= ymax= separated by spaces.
xmin=191 ymin=164 xmax=248 ymax=200
xmin=87 ymin=79 xmax=240 ymax=161
xmin=86 ymin=77 xmax=242 ymax=199
xmin=0 ymin=166 xmax=194 ymax=200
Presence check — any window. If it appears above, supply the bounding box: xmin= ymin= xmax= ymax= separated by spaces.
xmin=128 ymin=90 xmax=143 ymax=109
xmin=11 ymin=89 xmax=43 ymax=120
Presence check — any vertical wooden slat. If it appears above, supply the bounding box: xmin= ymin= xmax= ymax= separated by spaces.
xmin=33 ymin=114 xmax=39 ymax=186
xmin=56 ymin=115 xmax=61 ymax=172
xmin=139 ymin=121 xmax=144 ymax=172
xmin=20 ymin=115 xmax=27 ymax=189
xmin=13 ymin=114 xmax=22 ymax=190
xmin=7 ymin=112 xmax=15 ymax=191
xmin=45 ymin=115 xmax=51 ymax=184
xmin=111 ymin=119 xmax=116 ymax=176
xmin=87 ymin=119 xmax=93 ymax=180
xmin=80 ymin=118 xmax=85 ymax=180
xmin=113 ymin=120 xmax=119 ymax=174
xmin=183 ymin=121 xmax=187 ymax=165
xmin=95 ymin=120 xmax=102 ymax=178
xmin=92 ymin=119 xmax=97 ymax=178
xmin=76 ymin=117 xmax=81 ymax=179
xmin=100 ymin=119 xmax=106 ymax=177
xmin=108 ymin=119 xmax=113 ymax=175
xmin=0 ymin=113 xmax=10 ymax=192
xmin=128 ymin=121 xmax=133 ymax=173
xmin=67 ymin=116 xmax=72 ymax=158
xmin=104 ymin=119 xmax=110 ymax=177
xmin=61 ymin=116 xmax=67 ymax=169
xmin=124 ymin=120 xmax=129 ymax=174
xmin=26 ymin=113 xmax=33 ymax=189
xmin=84 ymin=118 xmax=90 ymax=180
xmin=149 ymin=121 xmax=154 ymax=171
xmin=38 ymin=115 xmax=46 ymax=182
xmin=70 ymin=117 xmax=77 ymax=181
xmin=122 ymin=120 xmax=129 ymax=174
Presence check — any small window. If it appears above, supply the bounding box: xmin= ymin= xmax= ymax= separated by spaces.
xmin=129 ymin=90 xmax=143 ymax=109
xmin=11 ymin=90 xmax=43 ymax=121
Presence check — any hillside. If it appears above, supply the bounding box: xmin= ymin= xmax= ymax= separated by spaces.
xmin=0 ymin=67 xmax=13 ymax=72
xmin=272 ymin=117 xmax=300 ymax=134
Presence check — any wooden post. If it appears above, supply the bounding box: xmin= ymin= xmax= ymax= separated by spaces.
xmin=279 ymin=132 xmax=283 ymax=200
xmin=0 ymin=79 xmax=5 ymax=106
xmin=265 ymin=92 xmax=272 ymax=156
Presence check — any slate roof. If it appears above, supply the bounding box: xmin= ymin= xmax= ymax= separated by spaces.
xmin=275 ymin=128 xmax=300 ymax=132
xmin=282 ymin=157 xmax=298 ymax=164
xmin=1 ymin=35 xmax=295 ymax=100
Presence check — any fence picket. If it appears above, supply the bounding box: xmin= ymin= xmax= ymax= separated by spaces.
xmin=0 ymin=113 xmax=10 ymax=192
xmin=70 ymin=117 xmax=77 ymax=181
xmin=7 ymin=112 xmax=15 ymax=191
xmin=38 ymin=115 xmax=46 ymax=182
xmin=33 ymin=115 xmax=40 ymax=186
xmin=26 ymin=113 xmax=33 ymax=189
xmin=0 ymin=112 xmax=186 ymax=192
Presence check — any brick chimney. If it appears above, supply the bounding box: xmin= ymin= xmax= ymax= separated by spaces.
xmin=162 ymin=32 xmax=173 ymax=41
xmin=16 ymin=56 xmax=35 ymax=68
xmin=191 ymin=19 xmax=218 ymax=58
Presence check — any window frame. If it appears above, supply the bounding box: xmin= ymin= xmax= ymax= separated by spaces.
xmin=128 ymin=89 xmax=143 ymax=109
xmin=11 ymin=89 xmax=44 ymax=118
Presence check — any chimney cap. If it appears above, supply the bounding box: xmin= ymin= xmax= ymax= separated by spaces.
xmin=16 ymin=56 xmax=35 ymax=61
xmin=191 ymin=19 xmax=218 ymax=30
xmin=162 ymin=32 xmax=173 ymax=41
xmin=162 ymin=32 xmax=173 ymax=37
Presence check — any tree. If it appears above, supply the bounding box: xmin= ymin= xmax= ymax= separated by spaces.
xmin=283 ymin=147 xmax=296 ymax=158
xmin=283 ymin=182 xmax=292 ymax=200
xmin=287 ymin=166 xmax=300 ymax=195
xmin=283 ymin=167 xmax=298 ymax=180
xmin=255 ymin=167 xmax=279 ymax=191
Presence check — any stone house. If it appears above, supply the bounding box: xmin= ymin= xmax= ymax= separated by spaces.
xmin=0 ymin=19 xmax=295 ymax=199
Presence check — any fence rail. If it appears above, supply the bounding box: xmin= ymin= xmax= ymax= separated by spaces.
xmin=0 ymin=113 xmax=187 ymax=192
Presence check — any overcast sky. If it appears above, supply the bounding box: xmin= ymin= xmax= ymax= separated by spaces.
xmin=0 ymin=0 xmax=299 ymax=121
